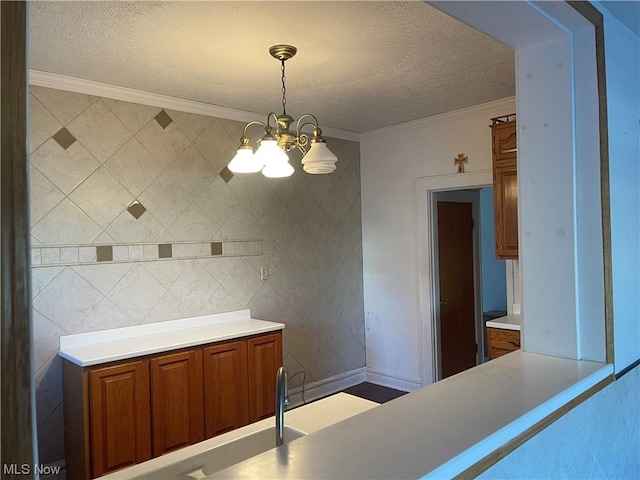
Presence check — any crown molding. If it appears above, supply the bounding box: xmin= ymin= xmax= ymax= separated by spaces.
xmin=28 ymin=70 xmax=361 ymax=142
xmin=360 ymin=96 xmax=517 ymax=141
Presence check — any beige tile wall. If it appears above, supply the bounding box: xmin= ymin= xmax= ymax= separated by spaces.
xmin=29 ymin=86 xmax=365 ymax=464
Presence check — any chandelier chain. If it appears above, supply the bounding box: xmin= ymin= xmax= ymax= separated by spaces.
xmin=281 ymin=60 xmax=287 ymax=115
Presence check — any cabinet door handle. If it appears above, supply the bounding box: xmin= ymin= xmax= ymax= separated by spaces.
xmin=440 ymin=300 xmax=446 ymax=306
xmin=508 ymin=341 xmax=520 ymax=347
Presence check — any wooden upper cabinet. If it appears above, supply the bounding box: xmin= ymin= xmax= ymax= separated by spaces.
xmin=492 ymin=120 xmax=518 ymax=162
xmin=150 ymin=349 xmax=204 ymax=457
xmin=89 ymin=359 xmax=151 ymax=478
xmin=490 ymin=116 xmax=519 ymax=259
xmin=203 ymin=340 xmax=249 ymax=438
xmin=247 ymin=332 xmax=283 ymax=423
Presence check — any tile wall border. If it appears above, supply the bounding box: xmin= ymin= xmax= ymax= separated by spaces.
xmin=31 ymin=240 xmax=263 ymax=267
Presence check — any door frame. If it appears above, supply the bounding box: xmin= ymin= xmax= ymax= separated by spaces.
xmin=432 ymin=190 xmax=482 ymax=380
xmin=417 ymin=170 xmax=493 ymax=386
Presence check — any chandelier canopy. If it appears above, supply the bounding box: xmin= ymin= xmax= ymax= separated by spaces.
xmin=227 ymin=45 xmax=338 ymax=178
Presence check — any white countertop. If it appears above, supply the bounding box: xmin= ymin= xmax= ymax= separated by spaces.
xmin=99 ymin=393 xmax=379 ymax=479
xmin=486 ymin=313 xmax=522 ymax=331
xmin=58 ymin=310 xmax=284 ymax=367
xmin=208 ymin=352 xmax=612 ymax=479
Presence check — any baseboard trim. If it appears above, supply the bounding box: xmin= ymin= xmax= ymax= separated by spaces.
xmin=288 ymin=367 xmax=366 ymax=409
xmin=365 ymin=367 xmax=422 ymax=392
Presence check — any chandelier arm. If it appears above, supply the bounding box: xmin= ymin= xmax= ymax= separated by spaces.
xmin=266 ymin=112 xmax=280 ymax=129
xmin=295 ymin=114 xmax=320 ymax=134
xmin=241 ymin=120 xmax=268 ymax=137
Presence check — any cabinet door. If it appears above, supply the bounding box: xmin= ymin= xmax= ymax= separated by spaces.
xmin=492 ymin=121 xmax=517 ymax=163
xmin=494 ymin=162 xmax=519 ymax=259
xmin=150 ymin=349 xmax=204 ymax=456
xmin=203 ymin=340 xmax=249 ymax=438
xmin=89 ymin=360 xmax=151 ymax=478
xmin=487 ymin=328 xmax=521 ymax=359
xmin=247 ymin=332 xmax=283 ymax=423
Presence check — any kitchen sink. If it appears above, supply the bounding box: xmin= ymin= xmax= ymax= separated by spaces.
xmin=135 ymin=426 xmax=306 ymax=479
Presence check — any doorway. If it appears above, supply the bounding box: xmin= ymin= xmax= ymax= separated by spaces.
xmin=433 ymin=190 xmax=481 ymax=379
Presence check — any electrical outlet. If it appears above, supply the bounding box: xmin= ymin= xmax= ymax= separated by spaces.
xmin=260 ymin=267 xmax=269 ymax=280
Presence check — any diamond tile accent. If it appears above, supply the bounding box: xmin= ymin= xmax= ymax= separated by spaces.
xmin=154 ymin=110 xmax=173 ymax=129
xmin=127 ymin=200 xmax=147 ymax=219
xmin=52 ymin=127 xmax=77 ymax=150
xmin=219 ymin=167 xmax=234 ymax=183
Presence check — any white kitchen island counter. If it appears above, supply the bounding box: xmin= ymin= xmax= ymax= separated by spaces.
xmin=58 ymin=309 xmax=283 ymax=366
xmin=208 ymin=352 xmax=612 ymax=479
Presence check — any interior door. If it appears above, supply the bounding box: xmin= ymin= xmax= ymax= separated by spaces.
xmin=437 ymin=201 xmax=477 ymax=378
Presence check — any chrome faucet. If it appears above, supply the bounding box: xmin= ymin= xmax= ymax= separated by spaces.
xmin=275 ymin=366 xmax=289 ymax=446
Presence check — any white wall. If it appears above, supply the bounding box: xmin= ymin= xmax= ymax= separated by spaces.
xmin=595 ymin=2 xmax=640 ymax=372
xmin=479 ymin=187 xmax=507 ymax=313
xmin=360 ymin=98 xmax=515 ymax=386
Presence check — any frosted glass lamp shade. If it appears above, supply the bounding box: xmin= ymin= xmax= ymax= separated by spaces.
xmin=228 ymin=147 xmax=263 ymax=173
xmin=262 ymin=159 xmax=294 ymax=178
xmin=255 ymin=139 xmax=288 ymax=167
xmin=301 ymin=141 xmax=338 ymax=174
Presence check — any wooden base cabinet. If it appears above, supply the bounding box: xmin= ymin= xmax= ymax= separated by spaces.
xmin=487 ymin=327 xmax=521 ymax=359
xmin=247 ymin=332 xmax=283 ymax=423
xmin=203 ymin=340 xmax=249 ymax=438
xmin=89 ymin=359 xmax=151 ymax=478
xmin=150 ymin=349 xmax=204 ymax=457
xmin=62 ymin=331 xmax=282 ymax=480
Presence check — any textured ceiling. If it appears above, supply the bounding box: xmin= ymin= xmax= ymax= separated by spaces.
xmin=29 ymin=1 xmax=515 ymax=133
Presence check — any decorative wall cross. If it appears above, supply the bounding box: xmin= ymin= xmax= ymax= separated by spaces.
xmin=454 ymin=153 xmax=468 ymax=173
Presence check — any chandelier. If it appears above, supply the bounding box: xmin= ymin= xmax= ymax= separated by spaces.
xmin=227 ymin=45 xmax=338 ymax=178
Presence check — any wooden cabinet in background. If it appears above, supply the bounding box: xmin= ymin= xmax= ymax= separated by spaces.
xmin=203 ymin=340 xmax=249 ymax=438
xmin=487 ymin=327 xmax=521 ymax=359
xmin=150 ymin=349 xmax=204 ymax=457
xmin=63 ymin=330 xmax=283 ymax=480
xmin=88 ymin=359 xmax=151 ymax=478
xmin=490 ymin=115 xmax=519 ymax=259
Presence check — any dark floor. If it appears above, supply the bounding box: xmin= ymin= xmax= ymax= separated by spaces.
xmin=342 ymin=382 xmax=408 ymax=404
